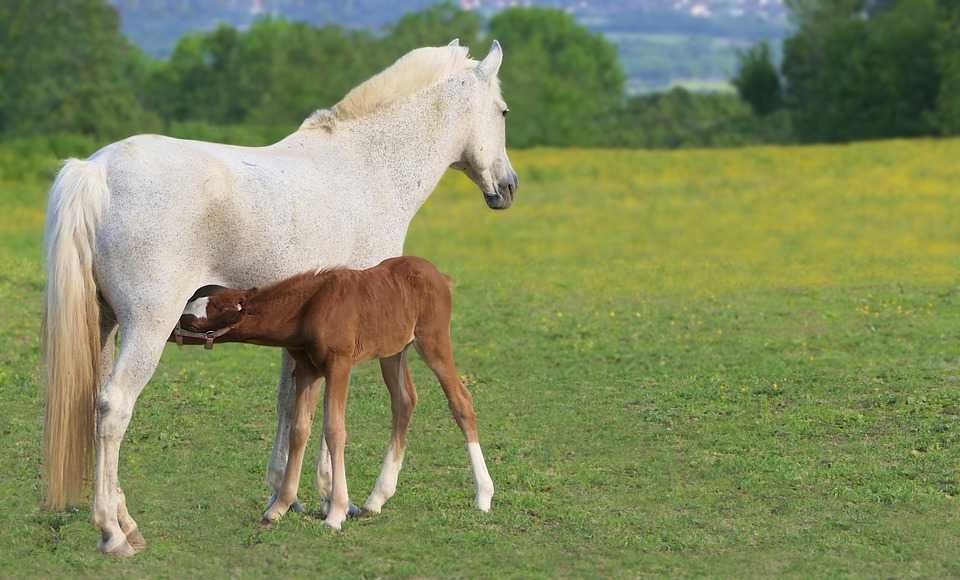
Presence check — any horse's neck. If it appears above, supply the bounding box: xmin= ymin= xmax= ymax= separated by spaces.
xmin=298 ymin=86 xmax=467 ymax=219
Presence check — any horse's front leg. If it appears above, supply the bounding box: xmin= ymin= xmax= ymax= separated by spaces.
xmin=265 ymin=351 xmax=305 ymax=513
xmin=262 ymin=353 xmax=321 ymax=524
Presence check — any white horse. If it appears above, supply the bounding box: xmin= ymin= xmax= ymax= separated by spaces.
xmin=42 ymin=40 xmax=516 ymax=555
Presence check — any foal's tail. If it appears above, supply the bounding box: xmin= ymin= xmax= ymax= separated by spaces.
xmin=42 ymin=158 xmax=110 ymax=510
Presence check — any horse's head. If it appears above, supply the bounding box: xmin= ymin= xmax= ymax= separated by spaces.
xmin=452 ymin=40 xmax=519 ymax=210
xmin=180 ymin=288 xmax=249 ymax=332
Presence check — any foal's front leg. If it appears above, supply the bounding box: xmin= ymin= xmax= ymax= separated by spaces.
xmin=262 ymin=355 xmax=321 ymax=525
xmin=322 ymin=358 xmax=353 ymax=530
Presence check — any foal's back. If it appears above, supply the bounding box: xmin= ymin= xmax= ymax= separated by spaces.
xmin=303 ymin=256 xmax=452 ymax=361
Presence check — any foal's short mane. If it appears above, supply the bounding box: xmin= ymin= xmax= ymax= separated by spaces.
xmin=252 ymin=268 xmax=343 ymax=301
xmin=299 ymin=45 xmax=481 ymax=131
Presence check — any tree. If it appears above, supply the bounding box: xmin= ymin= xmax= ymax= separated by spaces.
xmin=732 ymin=42 xmax=783 ymax=116
xmin=0 ymin=0 xmax=158 ymax=138
xmin=488 ymin=7 xmax=625 ymax=147
xmin=380 ymin=2 xmax=483 ymax=55
xmin=782 ymin=0 xmax=943 ymax=141
xmin=933 ymin=2 xmax=960 ymax=133
xmin=150 ymin=18 xmax=386 ymax=129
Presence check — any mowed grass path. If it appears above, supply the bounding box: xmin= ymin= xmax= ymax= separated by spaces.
xmin=1 ymin=140 xmax=958 ymax=577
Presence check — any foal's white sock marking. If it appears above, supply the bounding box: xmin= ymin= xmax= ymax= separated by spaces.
xmin=364 ymin=447 xmax=405 ymax=513
xmin=467 ymin=442 xmax=494 ymax=512
xmin=182 ymin=296 xmax=209 ymax=319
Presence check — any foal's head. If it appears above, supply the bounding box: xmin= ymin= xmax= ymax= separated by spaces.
xmin=180 ymin=289 xmax=250 ymax=332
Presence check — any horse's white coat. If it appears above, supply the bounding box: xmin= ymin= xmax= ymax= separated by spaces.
xmin=43 ymin=42 xmax=513 ymax=553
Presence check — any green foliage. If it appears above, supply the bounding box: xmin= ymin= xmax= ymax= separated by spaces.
xmin=8 ymin=0 xmax=960 ymax=149
xmin=933 ymin=9 xmax=960 ymax=133
xmin=782 ymin=0 xmax=945 ymax=142
xmin=147 ymin=3 xmax=483 ymax=129
xmin=733 ymin=42 xmax=783 ymax=116
xmin=600 ymin=88 xmax=791 ymax=148
xmin=380 ymin=2 xmax=483 ymax=55
xmin=0 ymin=134 xmax=99 ymax=183
xmin=489 ymin=7 xmax=625 ymax=147
xmin=0 ymin=0 xmax=159 ymax=139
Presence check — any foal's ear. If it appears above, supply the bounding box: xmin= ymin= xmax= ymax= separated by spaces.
xmin=477 ymin=40 xmax=503 ymax=80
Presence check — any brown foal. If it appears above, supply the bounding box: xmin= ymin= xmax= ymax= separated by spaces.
xmin=174 ymin=256 xmax=494 ymax=529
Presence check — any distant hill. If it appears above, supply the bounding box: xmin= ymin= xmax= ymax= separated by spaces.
xmin=107 ymin=0 xmax=789 ymax=93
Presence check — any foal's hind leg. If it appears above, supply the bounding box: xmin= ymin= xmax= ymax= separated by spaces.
xmin=364 ymin=348 xmax=418 ymax=514
xmin=415 ymin=331 xmax=495 ymax=512
xmin=263 ymin=353 xmax=321 ymax=525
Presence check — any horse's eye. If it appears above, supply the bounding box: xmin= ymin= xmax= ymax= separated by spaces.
xmin=502 ymin=108 xmax=509 ymax=118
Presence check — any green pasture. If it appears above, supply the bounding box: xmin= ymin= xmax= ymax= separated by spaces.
xmin=1 ymin=140 xmax=958 ymax=577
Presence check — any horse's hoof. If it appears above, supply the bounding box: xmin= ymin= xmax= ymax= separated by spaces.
xmin=124 ymin=527 xmax=147 ymax=552
xmin=323 ymin=518 xmax=344 ymax=531
xmin=99 ymin=537 xmax=138 ymax=557
xmin=290 ymin=500 xmax=306 ymax=514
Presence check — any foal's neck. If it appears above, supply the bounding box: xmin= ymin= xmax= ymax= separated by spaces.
xmin=232 ymin=272 xmax=332 ymax=346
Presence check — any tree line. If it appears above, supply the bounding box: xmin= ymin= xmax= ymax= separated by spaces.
xmin=1 ymin=0 xmax=959 ymax=151
xmin=734 ymin=0 xmax=960 ymax=142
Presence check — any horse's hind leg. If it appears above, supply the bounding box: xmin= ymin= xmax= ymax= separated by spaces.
xmin=92 ymin=311 xmax=179 ymax=556
xmin=265 ymin=351 xmax=304 ymax=514
xmin=415 ymin=331 xmax=494 ymax=512
xmin=364 ymin=348 xmax=418 ymax=514
xmin=263 ymin=353 xmax=321 ymax=524
xmin=95 ymin=307 xmax=146 ymax=552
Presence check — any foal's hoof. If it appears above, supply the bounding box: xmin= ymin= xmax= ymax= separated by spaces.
xmin=318 ymin=498 xmax=361 ymax=519
xmin=347 ymin=503 xmax=362 ymax=518
xmin=266 ymin=493 xmax=304 ymax=513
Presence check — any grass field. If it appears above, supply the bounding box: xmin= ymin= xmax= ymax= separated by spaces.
xmin=1 ymin=140 xmax=959 ymax=577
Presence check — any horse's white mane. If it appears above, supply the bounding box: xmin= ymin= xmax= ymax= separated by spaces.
xmin=300 ymin=45 xmax=480 ymax=131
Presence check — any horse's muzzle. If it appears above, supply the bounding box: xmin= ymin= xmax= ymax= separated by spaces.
xmin=485 ymin=171 xmax=518 ymax=210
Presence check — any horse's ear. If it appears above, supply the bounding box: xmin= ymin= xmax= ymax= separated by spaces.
xmin=477 ymin=40 xmax=503 ymax=80
xmin=448 ymin=38 xmax=460 ymax=47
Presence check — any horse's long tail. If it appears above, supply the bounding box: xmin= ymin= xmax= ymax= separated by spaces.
xmin=42 ymin=158 xmax=109 ymax=510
